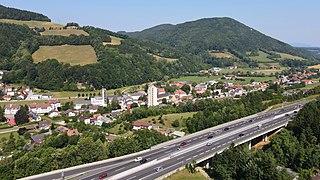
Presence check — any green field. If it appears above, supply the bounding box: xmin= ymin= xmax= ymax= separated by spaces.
xmin=220 ymin=67 xmax=287 ymax=75
xmin=208 ymin=50 xmax=237 ymax=59
xmin=138 ymin=112 xmax=197 ymax=130
xmin=40 ymin=29 xmax=89 ymax=36
xmin=32 ymin=45 xmax=97 ymax=66
xmin=0 ymin=98 xmax=79 ymax=106
xmin=150 ymin=54 xmax=177 ymax=62
xmin=223 ymin=76 xmax=276 ymax=85
xmin=273 ymin=52 xmax=306 ymax=60
xmin=0 ymin=19 xmax=63 ymax=29
xmin=249 ymin=51 xmax=275 ymax=63
xmin=171 ymin=76 xmax=221 ymax=84
xmin=103 ymin=36 xmax=122 ymax=45
xmin=164 ymin=168 xmax=207 ymax=180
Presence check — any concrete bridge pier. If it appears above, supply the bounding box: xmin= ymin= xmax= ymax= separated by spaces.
xmin=263 ymin=134 xmax=268 ymax=142
xmin=248 ymin=140 xmax=252 ymax=150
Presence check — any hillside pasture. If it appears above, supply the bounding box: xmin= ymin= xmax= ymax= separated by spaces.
xmin=273 ymin=52 xmax=306 ymax=60
xmin=249 ymin=51 xmax=275 ymax=63
xmin=32 ymin=45 xmax=97 ymax=66
xmin=220 ymin=67 xmax=287 ymax=75
xmin=103 ymin=36 xmax=122 ymax=45
xmin=0 ymin=19 xmax=63 ymax=29
xmin=150 ymin=54 xmax=177 ymax=62
xmin=308 ymin=64 xmax=320 ymax=69
xmin=208 ymin=50 xmax=237 ymax=59
xmin=40 ymin=29 xmax=89 ymax=36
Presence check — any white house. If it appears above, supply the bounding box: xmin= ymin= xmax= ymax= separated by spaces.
xmin=4 ymin=104 xmax=20 ymax=116
xmin=48 ymin=99 xmax=61 ymax=111
xmin=29 ymin=103 xmax=52 ymax=115
xmin=64 ymin=110 xmax=76 ymax=117
xmin=41 ymin=94 xmax=53 ymax=100
xmin=89 ymin=105 xmax=99 ymax=114
xmin=49 ymin=111 xmax=60 ymax=118
xmin=132 ymin=121 xmax=152 ymax=130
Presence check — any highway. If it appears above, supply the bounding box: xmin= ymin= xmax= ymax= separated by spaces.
xmin=21 ymin=102 xmax=306 ymax=180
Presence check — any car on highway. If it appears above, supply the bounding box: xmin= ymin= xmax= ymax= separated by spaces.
xmin=180 ymin=142 xmax=187 ymax=147
xmin=134 ymin=157 xmax=142 ymax=162
xmin=248 ymin=119 xmax=253 ymax=123
xmin=98 ymin=172 xmax=108 ymax=179
xmin=258 ymin=124 xmax=262 ymax=130
xmin=239 ymin=133 xmax=244 ymax=137
xmin=207 ymin=135 xmax=214 ymax=139
xmin=223 ymin=127 xmax=230 ymax=131
xmin=139 ymin=158 xmax=147 ymax=164
xmin=206 ymin=142 xmax=213 ymax=146
xmin=155 ymin=166 xmax=164 ymax=172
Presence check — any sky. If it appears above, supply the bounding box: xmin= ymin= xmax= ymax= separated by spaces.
xmin=1 ymin=0 xmax=319 ymax=47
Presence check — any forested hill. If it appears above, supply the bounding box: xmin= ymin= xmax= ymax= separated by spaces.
xmin=0 ymin=5 xmax=50 ymax=21
xmin=125 ymin=17 xmax=311 ymax=58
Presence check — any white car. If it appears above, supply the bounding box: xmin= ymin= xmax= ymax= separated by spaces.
xmin=134 ymin=157 xmax=142 ymax=162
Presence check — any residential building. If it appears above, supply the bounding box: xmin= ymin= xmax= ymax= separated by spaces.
xmin=29 ymin=103 xmax=52 ymax=115
xmin=147 ymin=85 xmax=158 ymax=107
xmin=4 ymin=104 xmax=20 ymax=116
xmin=48 ymin=99 xmax=61 ymax=111
xmin=74 ymin=100 xmax=91 ymax=110
xmin=67 ymin=129 xmax=80 ymax=136
xmin=38 ymin=120 xmax=52 ymax=130
xmin=89 ymin=105 xmax=99 ymax=114
xmin=132 ymin=121 xmax=152 ymax=130
xmin=30 ymin=133 xmax=46 ymax=144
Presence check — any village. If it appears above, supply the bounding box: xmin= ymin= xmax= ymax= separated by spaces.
xmin=0 ymin=68 xmax=319 ymax=149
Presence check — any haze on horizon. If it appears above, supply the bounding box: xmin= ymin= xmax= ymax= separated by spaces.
xmin=1 ymin=0 xmax=319 ymax=47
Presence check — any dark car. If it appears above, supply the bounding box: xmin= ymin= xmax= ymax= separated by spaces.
xmin=248 ymin=119 xmax=253 ymax=123
xmin=207 ymin=135 xmax=214 ymax=139
xmin=140 ymin=158 xmax=147 ymax=164
xmin=224 ymin=127 xmax=230 ymax=131
xmin=239 ymin=133 xmax=244 ymax=137
xmin=180 ymin=142 xmax=187 ymax=147
xmin=99 ymin=172 xmax=108 ymax=179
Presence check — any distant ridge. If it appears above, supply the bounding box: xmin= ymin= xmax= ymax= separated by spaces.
xmin=0 ymin=4 xmax=50 ymax=21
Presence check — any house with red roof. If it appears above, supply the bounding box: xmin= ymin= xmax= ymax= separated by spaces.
xmin=29 ymin=103 xmax=52 ymax=115
xmin=7 ymin=118 xmax=16 ymax=126
xmin=157 ymin=88 xmax=165 ymax=95
xmin=4 ymin=104 xmax=20 ymax=116
xmin=301 ymin=80 xmax=313 ymax=85
xmin=67 ymin=129 xmax=80 ymax=136
xmin=174 ymin=89 xmax=187 ymax=99
xmin=132 ymin=121 xmax=152 ymax=130
xmin=3 ymin=95 xmax=11 ymax=101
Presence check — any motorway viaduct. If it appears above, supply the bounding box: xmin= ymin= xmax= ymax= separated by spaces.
xmin=20 ymin=102 xmax=306 ymax=180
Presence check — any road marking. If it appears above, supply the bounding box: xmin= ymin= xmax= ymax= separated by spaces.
xmin=115 ymin=167 xmax=126 ymax=172
xmin=200 ymin=152 xmax=204 ymax=155
xmin=187 ymin=140 xmax=191 ymax=142
xmin=193 ymin=138 xmax=198 ymax=140
xmin=127 ymin=176 xmax=136 ymax=180
xmin=206 ymin=150 xmax=210 ymax=153
xmin=197 ymin=148 xmax=203 ymax=152
xmin=217 ymin=145 xmax=221 ymax=148
xmin=164 ymin=150 xmax=173 ymax=154
xmin=186 ymin=158 xmax=191 ymax=161
xmin=177 ymin=156 xmax=185 ymax=160
xmin=193 ymin=155 xmax=198 ymax=158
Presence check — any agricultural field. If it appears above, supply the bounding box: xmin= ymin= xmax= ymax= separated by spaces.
xmin=249 ymin=51 xmax=275 ymax=63
xmin=219 ymin=67 xmax=287 ymax=75
xmin=150 ymin=54 xmax=177 ymax=62
xmin=137 ymin=112 xmax=197 ymax=130
xmin=32 ymin=45 xmax=97 ymax=66
xmin=40 ymin=29 xmax=89 ymax=36
xmin=308 ymin=64 xmax=320 ymax=69
xmin=103 ymin=36 xmax=122 ymax=45
xmin=164 ymin=168 xmax=207 ymax=180
xmin=208 ymin=50 xmax=237 ymax=59
xmin=273 ymin=51 xmax=306 ymax=60
xmin=171 ymin=76 xmax=221 ymax=84
xmin=223 ymin=76 xmax=276 ymax=85
xmin=0 ymin=19 xmax=63 ymax=29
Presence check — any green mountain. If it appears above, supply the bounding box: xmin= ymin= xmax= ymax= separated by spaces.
xmin=125 ymin=17 xmax=311 ymax=58
xmin=0 ymin=4 xmax=50 ymax=21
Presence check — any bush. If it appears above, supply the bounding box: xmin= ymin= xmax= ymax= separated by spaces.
xmin=172 ymin=120 xmax=180 ymax=127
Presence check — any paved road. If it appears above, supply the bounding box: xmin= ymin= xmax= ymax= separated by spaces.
xmin=22 ymin=102 xmax=306 ymax=180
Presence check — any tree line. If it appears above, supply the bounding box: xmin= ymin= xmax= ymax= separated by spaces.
xmin=0 ymin=5 xmax=51 ymax=21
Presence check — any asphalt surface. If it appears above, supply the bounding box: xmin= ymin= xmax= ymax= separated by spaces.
xmin=24 ymin=102 xmax=306 ymax=180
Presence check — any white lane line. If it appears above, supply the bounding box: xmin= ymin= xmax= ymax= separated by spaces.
xmin=193 ymin=138 xmax=198 ymax=140
xmin=127 ymin=176 xmax=137 ymax=180
xmin=186 ymin=158 xmax=191 ymax=161
xmin=177 ymin=156 xmax=185 ymax=160
xmin=200 ymin=152 xmax=204 ymax=156
xmin=187 ymin=140 xmax=191 ymax=142
xmin=115 ymin=167 xmax=126 ymax=172
xmin=206 ymin=150 xmax=210 ymax=153
xmin=164 ymin=150 xmax=173 ymax=154
xmin=197 ymin=148 xmax=203 ymax=152
xmin=193 ymin=155 xmax=198 ymax=158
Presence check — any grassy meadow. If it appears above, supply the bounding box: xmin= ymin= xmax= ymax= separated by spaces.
xmin=0 ymin=19 xmax=63 ymax=29
xmin=103 ymin=36 xmax=122 ymax=45
xmin=32 ymin=45 xmax=97 ymax=66
xmin=40 ymin=29 xmax=89 ymax=36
